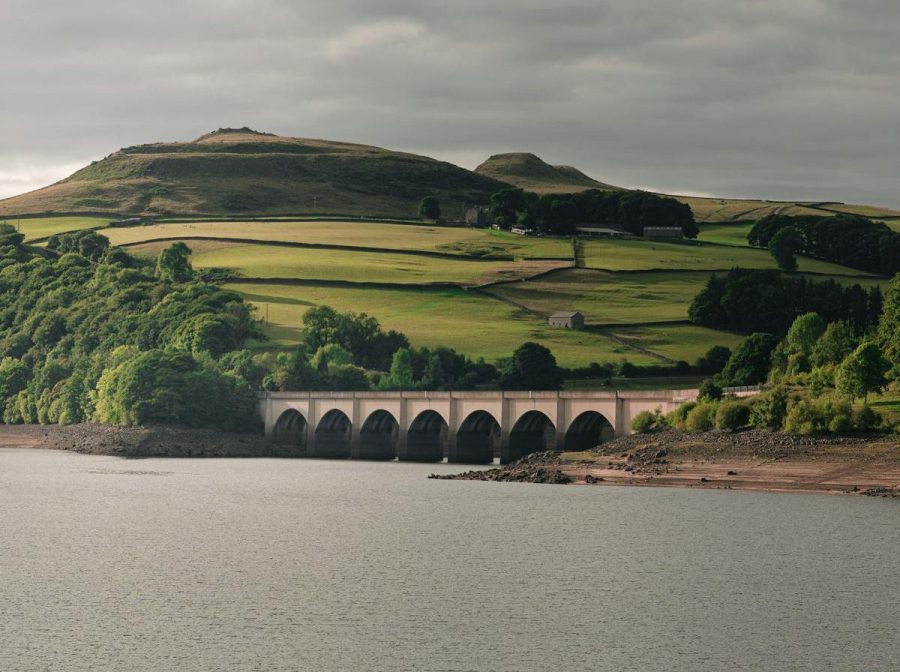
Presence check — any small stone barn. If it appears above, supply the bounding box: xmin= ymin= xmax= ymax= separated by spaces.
xmin=549 ymin=311 xmax=585 ymax=330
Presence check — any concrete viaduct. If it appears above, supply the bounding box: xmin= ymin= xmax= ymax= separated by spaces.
xmin=259 ymin=389 xmax=697 ymax=464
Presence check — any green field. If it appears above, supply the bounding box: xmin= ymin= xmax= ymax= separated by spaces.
xmin=226 ymin=282 xmax=656 ymax=367
xmin=2 ymin=215 xmax=112 ymax=241
xmin=820 ymin=203 xmax=900 ymax=218
xmin=104 ymin=220 xmax=489 ymax=250
xmin=104 ymin=221 xmax=573 ymax=259
xmin=16 ymin=214 xmax=886 ymax=368
xmin=486 ymin=268 xmax=888 ymax=325
xmin=606 ymin=324 xmax=746 ymax=362
xmin=674 ymin=197 xmax=825 ymax=222
xmin=127 ymin=239 xmax=569 ymax=286
xmin=696 ymin=222 xmax=754 ymax=247
xmin=581 ymin=238 xmax=872 ymax=274
xmin=120 ymin=220 xmax=887 ymax=366
xmin=485 ymin=269 xmax=703 ymax=323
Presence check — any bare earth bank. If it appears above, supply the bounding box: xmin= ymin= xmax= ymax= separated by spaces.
xmin=0 ymin=423 xmax=298 ymax=458
xmin=432 ymin=429 xmax=900 ymax=498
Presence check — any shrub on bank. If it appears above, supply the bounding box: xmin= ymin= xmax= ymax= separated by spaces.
xmin=698 ymin=378 xmax=723 ymax=402
xmin=685 ymin=402 xmax=717 ymax=432
xmin=715 ymin=401 xmax=751 ymax=432
xmin=855 ymin=405 xmax=882 ymax=431
xmin=828 ymin=413 xmax=853 ymax=434
xmin=784 ymin=397 xmax=853 ymax=435
xmin=631 ymin=411 xmax=655 ymax=433
xmin=667 ymin=401 xmax=697 ymax=429
xmin=749 ymin=386 xmax=789 ymax=429
xmin=631 ymin=408 xmax=668 ymax=433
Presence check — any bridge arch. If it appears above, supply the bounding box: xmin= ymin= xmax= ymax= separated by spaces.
xmin=405 ymin=410 xmax=448 ymax=462
xmin=454 ymin=410 xmax=500 ymax=464
xmin=272 ymin=409 xmax=308 ymax=453
xmin=314 ymin=409 xmax=352 ymax=458
xmin=358 ymin=409 xmax=399 ymax=460
xmin=564 ymin=411 xmax=614 ymax=452
xmin=508 ymin=410 xmax=556 ymax=462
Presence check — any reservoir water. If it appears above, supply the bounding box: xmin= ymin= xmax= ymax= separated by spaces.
xmin=1 ymin=448 xmax=898 ymax=672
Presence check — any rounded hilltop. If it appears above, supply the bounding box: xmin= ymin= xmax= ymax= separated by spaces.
xmin=195 ymin=127 xmax=277 ymax=140
xmin=475 ymin=152 xmax=620 ymax=194
xmin=0 ymin=128 xmax=509 ymax=219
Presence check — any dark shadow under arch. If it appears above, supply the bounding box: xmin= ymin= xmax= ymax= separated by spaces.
xmin=358 ymin=409 xmax=399 ymax=460
xmin=272 ymin=409 xmax=308 ymax=453
xmin=405 ymin=410 xmax=448 ymax=462
xmin=454 ymin=410 xmax=500 ymax=464
xmin=507 ymin=410 xmax=556 ymax=463
xmin=314 ymin=409 xmax=352 ymax=458
xmin=564 ymin=411 xmax=614 ymax=452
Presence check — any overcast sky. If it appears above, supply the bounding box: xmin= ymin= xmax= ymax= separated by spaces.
xmin=1 ymin=0 xmax=898 ymax=207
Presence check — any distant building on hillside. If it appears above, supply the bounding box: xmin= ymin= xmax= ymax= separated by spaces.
xmin=510 ymin=226 xmax=535 ymax=236
xmin=576 ymin=226 xmax=626 ymax=238
xmin=549 ymin=311 xmax=584 ymax=330
xmin=643 ymin=226 xmax=683 ymax=240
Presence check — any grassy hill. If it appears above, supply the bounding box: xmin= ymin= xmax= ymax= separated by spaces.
xmin=674 ymin=196 xmax=900 ymax=223
xmin=474 ymin=152 xmax=619 ymax=194
xmin=472 ymin=153 xmax=900 ymax=223
xmin=0 ymin=128 xmax=509 ymax=219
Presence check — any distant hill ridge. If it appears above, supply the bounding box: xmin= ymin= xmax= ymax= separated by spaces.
xmin=475 ymin=152 xmax=620 ymax=194
xmin=2 ymin=129 xmax=898 ymax=223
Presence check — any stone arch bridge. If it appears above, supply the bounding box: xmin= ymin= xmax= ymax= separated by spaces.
xmin=260 ymin=390 xmax=696 ymax=464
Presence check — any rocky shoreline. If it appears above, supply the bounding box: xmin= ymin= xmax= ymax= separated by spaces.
xmin=434 ymin=430 xmax=900 ymax=498
xmin=430 ymin=452 xmax=572 ymax=484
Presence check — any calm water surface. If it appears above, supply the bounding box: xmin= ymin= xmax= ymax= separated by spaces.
xmin=1 ymin=448 xmax=898 ymax=672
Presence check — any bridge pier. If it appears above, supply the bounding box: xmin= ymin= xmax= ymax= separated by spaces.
xmin=261 ymin=389 xmax=697 ymax=464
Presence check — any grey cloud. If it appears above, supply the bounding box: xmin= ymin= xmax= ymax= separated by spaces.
xmin=1 ymin=0 xmax=898 ymax=207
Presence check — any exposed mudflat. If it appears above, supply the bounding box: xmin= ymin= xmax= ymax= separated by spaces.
xmin=436 ymin=430 xmax=900 ymax=497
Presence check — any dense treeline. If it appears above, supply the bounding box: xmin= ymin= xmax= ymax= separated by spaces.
xmin=688 ymin=268 xmax=882 ymax=335
xmin=748 ymin=214 xmax=900 ymax=276
xmin=678 ymin=273 xmax=899 ymax=436
xmin=0 ymin=225 xmax=261 ymax=429
xmin=489 ymin=188 xmax=698 ymax=238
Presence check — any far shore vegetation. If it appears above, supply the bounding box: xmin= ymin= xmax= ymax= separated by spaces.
xmin=1 ymin=165 xmax=898 ymax=438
